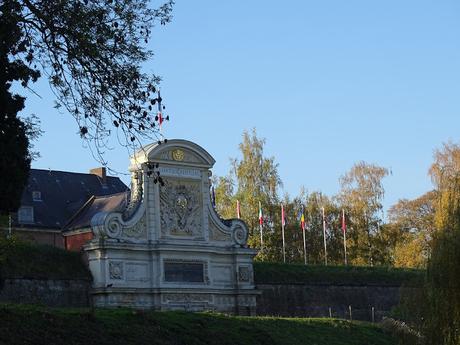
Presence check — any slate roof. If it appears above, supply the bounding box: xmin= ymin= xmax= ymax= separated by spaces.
xmin=14 ymin=169 xmax=129 ymax=229
xmin=65 ymin=192 xmax=128 ymax=231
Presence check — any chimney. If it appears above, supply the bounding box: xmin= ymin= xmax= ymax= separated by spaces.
xmin=90 ymin=167 xmax=107 ymax=185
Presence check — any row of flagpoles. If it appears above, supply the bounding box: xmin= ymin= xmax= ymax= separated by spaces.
xmin=267 ymin=203 xmax=347 ymax=266
xmin=210 ymin=187 xmax=348 ymax=265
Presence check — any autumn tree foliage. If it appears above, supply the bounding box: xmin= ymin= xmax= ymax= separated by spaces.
xmin=425 ymin=141 xmax=460 ymax=345
xmin=386 ymin=191 xmax=436 ymax=268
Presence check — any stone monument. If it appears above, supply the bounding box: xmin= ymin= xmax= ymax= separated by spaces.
xmin=84 ymin=139 xmax=258 ymax=314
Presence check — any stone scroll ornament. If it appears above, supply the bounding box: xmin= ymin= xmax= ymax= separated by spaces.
xmin=91 ymin=171 xmax=147 ymax=241
xmin=230 ymin=220 xmax=249 ymax=246
xmin=91 ymin=211 xmax=147 ymax=241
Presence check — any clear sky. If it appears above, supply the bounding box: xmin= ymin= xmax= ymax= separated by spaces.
xmin=23 ymin=1 xmax=460 ymax=214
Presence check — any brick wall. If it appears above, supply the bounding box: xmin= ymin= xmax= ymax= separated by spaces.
xmin=65 ymin=231 xmax=94 ymax=251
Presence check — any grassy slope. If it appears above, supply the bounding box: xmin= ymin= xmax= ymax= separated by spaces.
xmin=254 ymin=262 xmax=424 ymax=286
xmin=0 ymin=237 xmax=91 ymax=280
xmin=0 ymin=305 xmax=397 ymax=345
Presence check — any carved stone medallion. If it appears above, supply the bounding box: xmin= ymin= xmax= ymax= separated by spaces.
xmin=238 ymin=266 xmax=250 ymax=282
xmin=155 ymin=148 xmax=202 ymax=164
xmin=109 ymin=261 xmax=124 ymax=280
xmin=172 ymin=149 xmax=185 ymax=161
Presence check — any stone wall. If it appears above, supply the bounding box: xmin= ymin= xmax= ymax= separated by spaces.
xmin=0 ymin=278 xmax=90 ymax=307
xmin=0 ymin=278 xmax=409 ymax=318
xmin=256 ymin=283 xmax=407 ymax=321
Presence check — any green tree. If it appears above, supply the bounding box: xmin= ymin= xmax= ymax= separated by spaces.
xmin=337 ymin=161 xmax=389 ymax=266
xmin=214 ymin=128 xmax=282 ymax=258
xmin=213 ymin=175 xmax=235 ymax=219
xmin=0 ymin=0 xmax=173 ymax=214
xmin=232 ymin=129 xmax=282 ymax=251
xmin=386 ymin=191 xmax=436 ymax=268
xmin=425 ymin=141 xmax=460 ymax=345
xmin=0 ymin=1 xmax=40 ymax=215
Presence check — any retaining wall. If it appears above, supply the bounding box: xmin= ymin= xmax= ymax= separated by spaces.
xmin=0 ymin=278 xmax=90 ymax=307
xmin=0 ymin=278 xmax=408 ymax=319
xmin=256 ymin=283 xmax=409 ymax=321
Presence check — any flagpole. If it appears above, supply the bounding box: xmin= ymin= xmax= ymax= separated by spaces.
xmin=300 ymin=207 xmax=307 ymax=265
xmin=302 ymin=224 xmax=307 ymax=265
xmin=259 ymin=201 xmax=264 ymax=250
xmin=322 ymin=207 xmax=328 ymax=266
xmin=342 ymin=209 xmax=348 ymax=265
xmin=236 ymin=200 xmax=240 ymax=219
xmin=281 ymin=204 xmax=286 ymax=263
xmin=260 ymin=223 xmax=264 ymax=250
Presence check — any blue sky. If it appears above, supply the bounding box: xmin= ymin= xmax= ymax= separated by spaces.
xmin=23 ymin=1 xmax=460 ymax=214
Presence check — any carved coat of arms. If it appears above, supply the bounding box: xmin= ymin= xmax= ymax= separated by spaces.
xmin=160 ymin=179 xmax=202 ymax=237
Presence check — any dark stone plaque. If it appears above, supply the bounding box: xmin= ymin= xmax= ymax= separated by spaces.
xmin=164 ymin=262 xmax=204 ymax=283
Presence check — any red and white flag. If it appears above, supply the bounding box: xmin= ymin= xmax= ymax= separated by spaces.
xmin=281 ymin=204 xmax=286 ymax=227
xmin=157 ymin=90 xmax=164 ymax=130
xmin=258 ymin=201 xmax=263 ymax=225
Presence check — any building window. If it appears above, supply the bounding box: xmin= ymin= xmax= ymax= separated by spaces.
xmin=18 ymin=206 xmax=34 ymax=224
xmin=32 ymin=191 xmax=41 ymax=201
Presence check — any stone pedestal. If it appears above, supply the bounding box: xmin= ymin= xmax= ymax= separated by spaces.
xmin=84 ymin=140 xmax=258 ymax=314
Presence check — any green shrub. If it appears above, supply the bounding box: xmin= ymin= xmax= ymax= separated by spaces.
xmin=0 ymin=237 xmax=91 ymax=280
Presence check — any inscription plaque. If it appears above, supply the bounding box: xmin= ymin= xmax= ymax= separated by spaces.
xmin=164 ymin=262 xmax=204 ymax=283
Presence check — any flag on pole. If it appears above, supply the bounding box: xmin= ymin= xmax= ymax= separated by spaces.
xmin=281 ymin=204 xmax=286 ymax=227
xmin=258 ymin=201 xmax=263 ymax=225
xmin=259 ymin=201 xmax=264 ymax=248
xmin=300 ymin=211 xmax=305 ymax=231
xmin=157 ymin=90 xmax=164 ymax=130
xmin=236 ymin=200 xmax=241 ymax=219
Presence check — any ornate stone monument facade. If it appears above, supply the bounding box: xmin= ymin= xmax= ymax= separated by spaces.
xmin=84 ymin=139 xmax=258 ymax=314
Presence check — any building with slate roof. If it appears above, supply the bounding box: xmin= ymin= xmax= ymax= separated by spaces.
xmin=9 ymin=167 xmax=128 ymax=249
xmin=64 ymin=192 xmax=128 ymax=250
